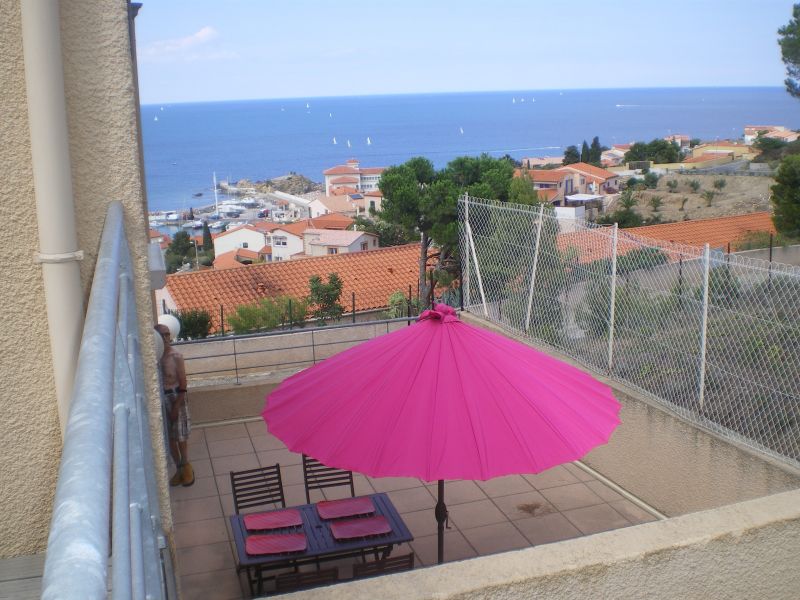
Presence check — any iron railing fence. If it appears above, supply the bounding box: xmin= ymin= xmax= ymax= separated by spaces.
xmin=42 ymin=202 xmax=175 ymax=600
xmin=459 ymin=195 xmax=800 ymax=466
xmin=174 ymin=317 xmax=416 ymax=385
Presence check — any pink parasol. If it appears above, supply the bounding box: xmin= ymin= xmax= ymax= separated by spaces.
xmin=264 ymin=304 xmax=621 ymax=563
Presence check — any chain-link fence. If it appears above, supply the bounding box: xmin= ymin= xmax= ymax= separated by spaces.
xmin=459 ymin=195 xmax=800 ymax=466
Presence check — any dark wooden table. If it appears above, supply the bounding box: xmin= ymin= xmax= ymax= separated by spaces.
xmin=230 ymin=492 xmax=413 ymax=595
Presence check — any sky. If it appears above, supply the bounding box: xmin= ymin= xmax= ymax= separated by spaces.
xmin=135 ymin=0 xmax=796 ymax=104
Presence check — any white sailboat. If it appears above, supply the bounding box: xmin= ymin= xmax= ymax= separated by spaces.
xmin=212 ymin=172 xmax=219 ymax=218
xmin=346 ymin=139 xmax=351 ymax=148
xmin=366 ymin=136 xmax=372 ymax=145
xmin=332 ymin=137 xmax=337 ymax=145
xmin=459 ymin=126 xmax=464 ymax=134
xmin=306 ymin=102 xmax=310 ymax=109
xmin=512 ymin=98 xmax=516 ymax=104
xmin=154 ymin=115 xmax=158 ymax=121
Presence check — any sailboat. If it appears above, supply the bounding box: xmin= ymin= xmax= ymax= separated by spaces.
xmin=212 ymin=172 xmax=220 ymax=218
xmin=346 ymin=139 xmax=351 ymax=148
xmin=459 ymin=126 xmax=464 ymax=134
xmin=154 ymin=115 xmax=158 ymax=121
xmin=306 ymin=102 xmax=310 ymax=109
xmin=512 ymin=98 xmax=516 ymax=104
xmin=333 ymin=137 xmax=337 ymax=145
xmin=366 ymin=137 xmax=372 ymax=145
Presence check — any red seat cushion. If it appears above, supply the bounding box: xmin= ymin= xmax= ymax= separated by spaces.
xmin=316 ymin=496 xmax=375 ymax=520
xmin=330 ymin=515 xmax=391 ymax=540
xmin=244 ymin=508 xmax=303 ymax=531
xmin=245 ymin=532 xmax=307 ymax=555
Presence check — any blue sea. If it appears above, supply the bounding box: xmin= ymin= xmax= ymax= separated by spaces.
xmin=141 ymin=87 xmax=799 ymax=213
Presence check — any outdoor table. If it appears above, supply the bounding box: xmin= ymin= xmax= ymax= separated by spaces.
xmin=230 ymin=492 xmax=413 ymax=595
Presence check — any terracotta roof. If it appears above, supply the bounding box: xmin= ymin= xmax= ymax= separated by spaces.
xmin=330 ymin=176 xmax=360 ymax=184
xmin=557 ymin=162 xmax=618 ymax=180
xmin=259 ymin=245 xmax=272 ymax=255
xmin=166 ymin=244 xmax=423 ymax=331
xmin=527 ymin=170 xmax=567 ymax=183
xmin=612 ymin=143 xmax=632 ymax=150
xmin=359 ymin=167 xmax=386 ymax=175
xmin=364 ymin=190 xmax=383 ymax=197
xmin=304 ymin=229 xmax=374 ymax=246
xmin=332 ymin=186 xmax=358 ymax=196
xmin=316 ymin=195 xmax=357 ymax=212
xmin=323 ymin=165 xmax=359 ymax=175
xmin=537 ymin=189 xmax=559 ymax=202
xmin=149 ymin=228 xmax=163 ymax=239
xmin=253 ymin=221 xmax=282 ymax=233
xmin=277 ymin=214 xmax=354 ymax=237
xmin=625 ymin=212 xmax=776 ymax=249
xmin=212 ymin=250 xmax=248 ymax=270
xmin=695 ymin=141 xmax=749 ymax=149
xmin=214 ymin=224 xmax=259 ymax=239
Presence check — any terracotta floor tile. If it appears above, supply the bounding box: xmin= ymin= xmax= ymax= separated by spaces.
xmin=398 ymin=508 xmax=440 ymax=538
xmin=179 ymin=568 xmax=243 ymax=600
xmin=190 ymin=458 xmax=214 ymax=480
xmin=256 ymin=448 xmax=302 ymax=468
xmin=523 ymin=465 xmax=580 ymax=490
xmin=515 ymin=512 xmax=583 ymax=546
xmin=563 ymin=462 xmax=597 ymax=482
xmin=562 ymin=503 xmax=630 ymax=535
xmin=203 ymin=423 xmax=250 ymax=442
xmin=245 ymin=420 xmax=268 ymax=437
xmin=279 ymin=464 xmax=304 ymax=487
xmin=211 ymin=453 xmax=260 ymax=477
xmin=460 ymin=521 xmax=530 ymax=556
xmin=368 ymin=477 xmax=424 ymax=493
xmin=608 ymin=499 xmax=659 ymax=524
xmin=171 ymin=476 xmax=220 ymax=501
xmin=448 ymin=499 xmax=507 ymax=530
xmin=492 ymin=490 xmax=556 ymax=521
xmin=219 ymin=493 xmax=234 ymax=518
xmin=215 ymin=474 xmax=232 ymax=496
xmin=476 ymin=475 xmax=533 ymax=498
xmin=410 ymin=530 xmax=477 ymax=567
xmin=584 ymin=480 xmax=625 ymax=503
xmin=207 ymin=437 xmax=255 ymax=458
xmin=176 ymin=541 xmax=235 ymax=576
xmin=424 ymin=480 xmax=487 ymax=505
xmin=172 ymin=496 xmax=223 ymax=525
xmin=284 ymin=483 xmax=309 ymax=507
xmin=175 ymin=517 xmax=230 ymax=549
xmin=388 ymin=486 xmax=436 ymax=513
xmin=251 ymin=433 xmax=286 ymax=453
xmin=187 ymin=433 xmax=210 ymax=460
xmin=539 ymin=482 xmax=605 ymax=512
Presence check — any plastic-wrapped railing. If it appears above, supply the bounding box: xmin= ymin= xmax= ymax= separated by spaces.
xmin=41 ymin=202 xmax=176 ymax=600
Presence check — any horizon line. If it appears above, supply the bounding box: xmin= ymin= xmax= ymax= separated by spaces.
xmin=140 ymin=85 xmax=786 ymax=107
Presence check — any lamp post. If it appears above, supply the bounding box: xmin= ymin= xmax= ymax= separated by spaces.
xmin=192 ymin=239 xmax=199 ymax=270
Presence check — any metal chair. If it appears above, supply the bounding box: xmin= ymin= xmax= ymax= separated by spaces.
xmin=352 ymin=553 xmax=415 ymax=579
xmin=274 ymin=567 xmax=339 ymax=594
xmin=302 ymin=454 xmax=355 ymax=503
xmin=230 ymin=464 xmax=285 ymax=514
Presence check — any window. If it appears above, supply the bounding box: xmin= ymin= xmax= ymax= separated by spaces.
xmin=372 ymin=239 xmax=377 ymax=246
xmin=360 ymin=242 xmax=368 ymax=251
xmin=369 ymin=200 xmax=376 ymax=210
xmin=327 ymin=248 xmax=338 ymax=255
xmin=241 ymin=242 xmax=248 ymax=248
xmin=274 ymin=236 xmax=287 ymax=246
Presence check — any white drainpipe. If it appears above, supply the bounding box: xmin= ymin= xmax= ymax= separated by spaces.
xmin=21 ymin=0 xmax=85 ymax=435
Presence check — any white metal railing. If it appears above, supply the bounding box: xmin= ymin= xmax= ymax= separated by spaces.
xmin=42 ymin=202 xmax=175 ymax=599
xmin=460 ymin=195 xmax=800 ymax=466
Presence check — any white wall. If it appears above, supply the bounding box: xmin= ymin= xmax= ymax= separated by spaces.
xmin=213 ymin=227 xmax=269 ymax=256
xmin=272 ymin=229 xmax=303 ymax=260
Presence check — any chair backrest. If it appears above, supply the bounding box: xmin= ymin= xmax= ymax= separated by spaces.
xmin=352 ymin=553 xmax=415 ymax=579
xmin=274 ymin=567 xmax=338 ymax=593
xmin=230 ymin=464 xmax=285 ymax=514
xmin=302 ymin=455 xmax=355 ymax=504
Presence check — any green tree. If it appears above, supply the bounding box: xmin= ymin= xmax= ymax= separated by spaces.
xmin=688 ymin=179 xmax=701 ymax=193
xmin=176 ymin=308 xmax=212 ymax=340
xmin=648 ymin=196 xmax=663 ymax=212
xmin=563 ymin=145 xmax=580 ymax=165
xmin=666 ymin=180 xmax=678 ymax=193
xmin=624 ymin=139 xmax=681 ymax=164
xmin=643 ymin=172 xmax=660 ymax=189
xmin=771 ymin=154 xmax=800 ymax=236
xmin=596 ymin=189 xmax=643 ymax=228
xmin=689 ymin=138 xmax=702 ymax=147
xmin=589 ymin=136 xmax=603 ymax=164
xmin=778 ymin=4 xmax=800 ymax=98
xmin=509 ymin=171 xmax=541 ymax=205
xmin=580 ymin=140 xmax=590 ymax=163
xmin=701 ymin=190 xmax=716 ymax=207
xmin=385 ymin=291 xmax=423 ymax=318
xmin=228 ymin=296 xmax=308 ymax=334
xmin=164 ymin=230 xmax=193 ymax=274
xmin=202 ymin=221 xmax=213 ymax=251
xmin=308 ymin=273 xmax=345 ymax=324
xmin=713 ymin=179 xmax=727 ymax=191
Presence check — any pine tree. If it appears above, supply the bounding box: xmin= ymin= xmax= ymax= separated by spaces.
xmin=580 ymin=141 xmax=590 ymax=163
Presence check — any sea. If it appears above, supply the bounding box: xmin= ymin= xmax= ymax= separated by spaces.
xmin=141 ymin=87 xmax=799 ymax=213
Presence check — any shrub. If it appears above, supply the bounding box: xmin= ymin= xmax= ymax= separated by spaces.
xmin=648 ymin=196 xmax=663 ymax=212
xmin=701 ymin=190 xmax=715 ymax=207
xmin=666 ymin=180 xmax=678 ymax=193
xmin=176 ymin=308 xmax=212 ymax=340
xmin=688 ymin=179 xmax=701 ymax=192
xmin=386 ymin=291 xmax=423 ymax=318
xmin=227 ymin=296 xmax=308 ymax=334
xmin=643 ymin=172 xmax=660 ymax=189
xmin=713 ymin=178 xmax=727 ymax=190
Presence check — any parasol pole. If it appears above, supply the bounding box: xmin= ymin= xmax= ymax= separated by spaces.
xmin=435 ymin=480 xmax=448 ymax=564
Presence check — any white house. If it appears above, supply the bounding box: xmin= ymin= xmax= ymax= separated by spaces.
xmin=323 ymin=158 xmax=386 ymax=195
xmin=307 ymin=193 xmax=358 ymax=218
xmin=212 ymin=224 xmax=272 ymax=257
xmin=302 ymin=229 xmax=379 ymax=257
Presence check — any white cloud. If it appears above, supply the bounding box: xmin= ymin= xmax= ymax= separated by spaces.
xmin=141 ymin=26 xmax=234 ymax=62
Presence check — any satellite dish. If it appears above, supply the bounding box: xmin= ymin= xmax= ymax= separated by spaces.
xmin=157 ymin=313 xmax=181 ymax=340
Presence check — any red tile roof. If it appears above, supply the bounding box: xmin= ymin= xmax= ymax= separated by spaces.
xmin=364 ymin=190 xmax=383 ymax=197
xmin=212 ymin=250 xmax=248 ymax=270
xmin=527 ymin=169 xmax=567 ymax=183
xmin=330 ymin=176 xmax=360 ymax=184
xmin=537 ymin=189 xmax=559 ymax=202
xmin=557 ymin=162 xmax=618 ymax=180
xmin=332 ymin=186 xmax=358 ymax=195
xmin=324 ymin=165 xmax=359 ymax=175
xmin=166 ymin=244 xmax=424 ymax=331
xmin=277 ymin=214 xmax=354 ymax=237
xmin=359 ymin=167 xmax=385 ymax=175
xmin=625 ymin=212 xmax=775 ymax=249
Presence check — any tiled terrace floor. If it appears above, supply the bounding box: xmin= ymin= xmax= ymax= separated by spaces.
xmin=172 ymin=420 xmax=659 ymax=599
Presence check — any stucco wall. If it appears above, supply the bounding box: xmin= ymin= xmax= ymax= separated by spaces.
xmin=292 ymin=488 xmax=800 ymax=600
xmin=460 ymin=313 xmax=800 ymax=516
xmin=0 ymin=0 xmax=165 ymax=557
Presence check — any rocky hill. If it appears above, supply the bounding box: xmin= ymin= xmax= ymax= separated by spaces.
xmin=239 ymin=173 xmax=323 ymax=196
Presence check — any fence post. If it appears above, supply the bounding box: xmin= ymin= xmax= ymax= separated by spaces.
xmin=524 ymin=203 xmax=545 ymax=331
xmin=232 ymin=333 xmax=240 ymax=385
xmin=607 ymin=223 xmax=619 ymax=373
xmin=219 ymin=304 xmax=225 ymax=336
xmin=768 ymin=233 xmax=773 ymax=289
xmin=352 ymin=292 xmax=356 ymax=324
xmin=698 ymin=243 xmax=711 ymax=411
xmin=463 ymin=194 xmax=470 ymax=310
xmin=288 ymin=299 xmax=293 ymax=330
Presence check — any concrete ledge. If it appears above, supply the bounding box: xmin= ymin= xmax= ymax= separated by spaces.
xmin=287 ymin=488 xmax=800 ymax=599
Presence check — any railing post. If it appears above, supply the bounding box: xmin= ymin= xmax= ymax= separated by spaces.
xmin=232 ymin=333 xmax=240 ymax=385
xmin=524 ymin=203 xmax=545 ymax=331
xmin=607 ymin=223 xmax=619 ymax=373
xmin=698 ymin=243 xmax=711 ymax=411
xmin=352 ymin=292 xmax=356 ymax=323
xmin=112 ymin=403 xmax=131 ymax=600
xmin=463 ymin=194 xmax=470 ymax=309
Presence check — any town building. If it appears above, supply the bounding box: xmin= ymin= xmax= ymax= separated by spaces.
xmin=743 ymin=125 xmax=799 ymax=144
xmin=323 ymin=158 xmax=386 ymax=195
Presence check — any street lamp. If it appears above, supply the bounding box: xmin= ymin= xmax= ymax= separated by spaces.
xmin=191 ymin=239 xmax=200 ymax=270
